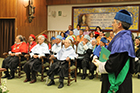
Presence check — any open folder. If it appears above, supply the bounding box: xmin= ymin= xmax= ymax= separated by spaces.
xmin=99 ymin=46 xmax=111 ymax=62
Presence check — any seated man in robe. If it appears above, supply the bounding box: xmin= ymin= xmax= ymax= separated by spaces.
xmin=23 ymin=35 xmax=50 ymax=83
xmin=47 ymin=39 xmax=77 ymax=89
xmin=93 ymin=37 xmax=108 ymax=58
xmin=50 ymin=35 xmax=63 ymax=55
xmin=27 ymin=34 xmax=37 ymax=53
xmin=91 ymin=37 xmax=108 ymax=80
xmin=134 ymin=37 xmax=140 ymax=79
xmin=77 ymin=35 xmax=93 ymax=79
xmin=88 ymin=39 xmax=98 ymax=79
xmin=2 ymin=35 xmax=27 ymax=79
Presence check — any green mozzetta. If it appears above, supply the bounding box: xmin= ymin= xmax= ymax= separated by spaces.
xmin=108 ymin=59 xmax=130 ymax=93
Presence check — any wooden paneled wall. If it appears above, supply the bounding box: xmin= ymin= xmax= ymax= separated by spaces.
xmin=46 ymin=0 xmax=140 ymax=5
xmin=0 ymin=0 xmax=47 ymax=39
xmin=17 ymin=0 xmax=47 ymax=39
xmin=0 ymin=0 xmax=16 ymax=17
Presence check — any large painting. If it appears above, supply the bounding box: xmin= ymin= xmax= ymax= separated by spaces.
xmin=72 ymin=5 xmax=139 ymax=31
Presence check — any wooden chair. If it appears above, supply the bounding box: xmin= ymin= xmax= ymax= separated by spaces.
xmin=17 ymin=54 xmax=30 ymax=78
xmin=67 ymin=59 xmax=77 ymax=86
xmin=50 ymin=58 xmax=77 ymax=86
xmin=3 ymin=52 xmax=29 ymax=78
xmin=38 ymin=55 xmax=51 ymax=81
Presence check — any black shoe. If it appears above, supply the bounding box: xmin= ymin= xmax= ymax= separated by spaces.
xmin=2 ymin=74 xmax=10 ymax=78
xmin=47 ymin=80 xmax=55 ymax=86
xmin=58 ymin=83 xmax=64 ymax=89
xmin=24 ymin=79 xmax=31 ymax=82
xmin=8 ymin=76 xmax=15 ymax=79
xmin=30 ymin=79 xmax=36 ymax=84
xmin=81 ymin=75 xmax=86 ymax=80
xmin=138 ymin=75 xmax=140 ymax=79
xmin=100 ymin=77 xmax=103 ymax=81
xmin=89 ymin=75 xmax=94 ymax=79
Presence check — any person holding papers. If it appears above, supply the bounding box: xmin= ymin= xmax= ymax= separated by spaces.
xmin=90 ymin=37 xmax=108 ymax=80
xmin=93 ymin=10 xmax=135 ymax=93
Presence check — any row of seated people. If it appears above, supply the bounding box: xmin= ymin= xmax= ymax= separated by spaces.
xmin=49 ymin=34 xmax=110 ymax=81
xmin=65 ymin=25 xmax=102 ymax=38
xmin=61 ymin=25 xmax=114 ymax=43
xmin=1 ymin=34 xmax=78 ymax=89
xmin=59 ymin=26 xmax=114 ymax=47
xmin=1 ymin=33 xmax=111 ymax=89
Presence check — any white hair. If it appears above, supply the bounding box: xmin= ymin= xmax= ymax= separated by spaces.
xmin=17 ymin=35 xmax=23 ymax=41
xmin=38 ymin=35 xmax=45 ymax=40
xmin=65 ymin=39 xmax=71 ymax=44
xmin=92 ymin=39 xmax=97 ymax=43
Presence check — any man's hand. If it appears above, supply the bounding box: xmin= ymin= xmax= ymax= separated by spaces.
xmin=15 ymin=54 xmax=19 ymax=56
xmin=92 ymin=55 xmax=98 ymax=61
xmin=83 ymin=41 xmax=86 ymax=45
xmin=49 ymin=55 xmax=55 ymax=60
xmin=135 ymin=57 xmax=139 ymax=61
xmin=66 ymin=57 xmax=70 ymax=61
xmin=92 ymin=59 xmax=101 ymax=67
xmin=33 ymin=55 xmax=38 ymax=58
xmin=10 ymin=53 xmax=15 ymax=56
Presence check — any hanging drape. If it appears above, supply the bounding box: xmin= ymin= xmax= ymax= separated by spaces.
xmin=0 ymin=19 xmax=15 ymax=57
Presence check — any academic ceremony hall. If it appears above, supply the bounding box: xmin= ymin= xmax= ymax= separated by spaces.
xmin=0 ymin=0 xmax=140 ymax=93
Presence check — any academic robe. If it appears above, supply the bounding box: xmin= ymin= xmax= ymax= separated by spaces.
xmin=2 ymin=42 xmax=27 ymax=71
xmin=93 ymin=45 xmax=108 ymax=57
xmin=77 ymin=41 xmax=93 ymax=73
xmin=51 ymin=42 xmax=62 ymax=55
xmin=47 ymin=46 xmax=77 ymax=81
xmin=89 ymin=45 xmax=98 ymax=74
xmin=77 ymin=41 xmax=92 ymax=59
xmin=11 ymin=42 xmax=27 ymax=53
xmin=27 ymin=41 xmax=37 ymax=52
xmin=134 ymin=44 xmax=140 ymax=73
xmin=24 ymin=42 xmax=50 ymax=73
xmin=100 ymin=30 xmax=135 ymax=93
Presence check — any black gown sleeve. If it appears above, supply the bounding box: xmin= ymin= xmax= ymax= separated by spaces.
xmin=105 ymin=52 xmax=129 ymax=75
xmin=136 ymin=48 xmax=140 ymax=58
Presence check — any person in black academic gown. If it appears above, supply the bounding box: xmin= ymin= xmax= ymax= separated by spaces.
xmin=2 ymin=35 xmax=27 ymax=79
xmin=93 ymin=10 xmax=135 ymax=93
xmin=23 ymin=35 xmax=50 ymax=83
xmin=134 ymin=37 xmax=140 ymax=79
xmin=47 ymin=39 xmax=77 ymax=89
